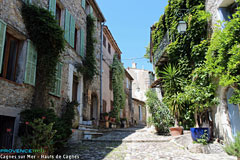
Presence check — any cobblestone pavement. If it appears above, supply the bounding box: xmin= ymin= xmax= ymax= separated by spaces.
xmin=65 ymin=127 xmax=237 ymax=160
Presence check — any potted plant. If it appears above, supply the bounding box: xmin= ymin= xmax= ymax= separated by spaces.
xmin=225 ymin=132 xmax=240 ymax=160
xmin=182 ymin=68 xmax=218 ymax=142
xmin=109 ymin=111 xmax=116 ymax=122
xmin=120 ymin=118 xmax=127 ymax=128
xmin=102 ymin=112 xmax=109 ymax=121
xmin=160 ymin=64 xmax=185 ymax=136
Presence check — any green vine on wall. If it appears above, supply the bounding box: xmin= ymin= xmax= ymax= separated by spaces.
xmin=151 ymin=0 xmax=213 ymax=127
xmin=77 ymin=15 xmax=97 ymax=83
xmin=206 ymin=0 xmax=240 ymax=104
xmin=111 ymin=54 xmax=126 ymax=118
xmin=21 ymin=3 xmax=65 ymax=108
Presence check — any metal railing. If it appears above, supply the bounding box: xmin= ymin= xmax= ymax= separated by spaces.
xmin=154 ymin=31 xmax=170 ymax=66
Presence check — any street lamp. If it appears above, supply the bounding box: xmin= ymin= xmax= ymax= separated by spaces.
xmin=177 ymin=21 xmax=187 ymax=34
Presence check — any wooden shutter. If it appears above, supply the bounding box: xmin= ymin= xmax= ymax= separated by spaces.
xmin=64 ymin=9 xmax=70 ymax=43
xmin=23 ymin=0 xmax=32 ymax=4
xmin=0 ymin=19 xmax=6 ymax=74
xmin=69 ymin=15 xmax=75 ymax=48
xmin=81 ymin=0 xmax=85 ymax=9
xmin=55 ymin=62 xmax=62 ymax=97
xmin=49 ymin=0 xmax=56 ymax=16
xmin=50 ymin=62 xmax=62 ymax=97
xmin=25 ymin=40 xmax=37 ymax=86
xmin=80 ymin=28 xmax=85 ymax=57
xmin=90 ymin=6 xmax=93 ymax=16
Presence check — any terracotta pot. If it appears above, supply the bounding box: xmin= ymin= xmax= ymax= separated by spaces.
xmin=238 ymin=157 xmax=240 ymax=160
xmin=104 ymin=116 xmax=109 ymax=121
xmin=169 ymin=127 xmax=183 ymax=136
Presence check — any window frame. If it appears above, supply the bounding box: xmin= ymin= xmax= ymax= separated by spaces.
xmin=1 ymin=33 xmax=20 ymax=82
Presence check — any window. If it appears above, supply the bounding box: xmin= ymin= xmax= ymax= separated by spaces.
xmin=109 ymin=70 xmax=112 ymax=90
xmin=108 ymin=43 xmax=111 ymax=54
xmin=219 ymin=2 xmax=238 ymax=28
xmin=55 ymin=4 xmax=61 ymax=25
xmin=0 ymin=33 xmax=20 ymax=82
xmin=111 ymin=100 xmax=114 ymax=111
xmin=103 ymin=35 xmax=106 ymax=48
xmin=126 ymin=78 xmax=129 ymax=89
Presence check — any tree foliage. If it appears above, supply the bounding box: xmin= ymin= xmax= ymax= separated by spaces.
xmin=111 ymin=55 xmax=126 ymax=118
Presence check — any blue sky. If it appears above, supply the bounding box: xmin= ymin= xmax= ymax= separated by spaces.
xmin=96 ymin=0 xmax=168 ymax=71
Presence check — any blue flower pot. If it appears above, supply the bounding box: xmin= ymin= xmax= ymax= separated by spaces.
xmin=190 ymin=127 xmax=210 ymax=142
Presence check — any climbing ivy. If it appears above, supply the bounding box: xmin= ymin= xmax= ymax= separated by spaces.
xmin=21 ymin=3 xmax=65 ymax=108
xmin=205 ymin=0 xmax=240 ymax=103
xmin=77 ymin=15 xmax=98 ymax=83
xmin=111 ymin=54 xmax=126 ymax=118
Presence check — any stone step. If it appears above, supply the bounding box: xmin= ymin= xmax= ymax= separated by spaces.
xmin=83 ymin=131 xmax=103 ymax=140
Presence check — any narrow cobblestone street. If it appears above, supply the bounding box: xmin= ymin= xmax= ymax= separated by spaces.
xmin=64 ymin=127 xmax=237 ymax=160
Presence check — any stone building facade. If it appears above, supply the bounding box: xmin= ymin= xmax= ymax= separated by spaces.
xmin=121 ymin=69 xmax=134 ymax=125
xmin=132 ymin=98 xmax=146 ymax=125
xmin=0 ymin=0 xmax=105 ymax=148
xmin=127 ymin=63 xmax=154 ymax=125
xmin=101 ymin=25 xmax=122 ymax=114
xmin=206 ymin=0 xmax=240 ymax=142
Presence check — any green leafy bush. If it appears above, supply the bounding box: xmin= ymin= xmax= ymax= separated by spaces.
xmin=22 ymin=118 xmax=56 ymax=154
xmin=20 ymin=101 xmax=77 ymax=153
xmin=146 ymin=89 xmax=174 ymax=134
xmin=225 ymin=132 xmax=240 ymax=158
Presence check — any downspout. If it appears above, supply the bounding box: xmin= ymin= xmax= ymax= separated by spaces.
xmin=100 ymin=22 xmax=105 ymax=114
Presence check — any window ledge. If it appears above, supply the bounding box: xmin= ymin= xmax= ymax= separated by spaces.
xmin=0 ymin=77 xmax=23 ymax=87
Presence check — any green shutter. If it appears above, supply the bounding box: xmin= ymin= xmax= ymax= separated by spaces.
xmin=0 ymin=19 xmax=6 ymax=74
xmin=64 ymin=9 xmax=70 ymax=43
xmin=81 ymin=0 xmax=85 ymax=9
xmin=56 ymin=63 xmax=62 ymax=96
xmin=69 ymin=15 xmax=75 ymax=48
xmin=80 ymin=28 xmax=85 ymax=57
xmin=25 ymin=41 xmax=37 ymax=86
xmin=50 ymin=62 xmax=62 ymax=97
xmin=49 ymin=0 xmax=56 ymax=16
xmin=23 ymin=0 xmax=32 ymax=4
xmin=90 ymin=6 xmax=93 ymax=16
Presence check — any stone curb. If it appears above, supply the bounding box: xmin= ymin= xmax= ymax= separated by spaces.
xmin=81 ymin=139 xmax=172 ymax=143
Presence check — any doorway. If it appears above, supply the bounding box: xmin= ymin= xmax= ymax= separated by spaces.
xmin=227 ymin=88 xmax=240 ymax=137
xmin=0 ymin=115 xmax=15 ymax=149
xmin=91 ymin=94 xmax=98 ymax=123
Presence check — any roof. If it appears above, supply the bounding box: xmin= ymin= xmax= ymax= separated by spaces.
xmin=87 ymin=0 xmax=106 ymax=22
xmin=150 ymin=78 xmax=162 ymax=88
xmin=103 ymin=25 xmax=122 ymax=55
xmin=132 ymin=98 xmax=145 ymax=104
xmin=125 ymin=69 xmax=134 ymax=80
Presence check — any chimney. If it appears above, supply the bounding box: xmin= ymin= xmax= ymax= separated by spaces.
xmin=132 ymin=62 xmax=137 ymax=69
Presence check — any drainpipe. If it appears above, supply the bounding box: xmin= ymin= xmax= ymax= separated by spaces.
xmin=100 ymin=22 xmax=105 ymax=114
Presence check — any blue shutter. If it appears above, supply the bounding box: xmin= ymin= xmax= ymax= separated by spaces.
xmin=69 ymin=15 xmax=75 ymax=48
xmin=81 ymin=0 xmax=86 ymax=9
xmin=90 ymin=6 xmax=93 ymax=16
xmin=64 ymin=9 xmax=71 ymax=43
xmin=0 ymin=19 xmax=6 ymax=74
xmin=49 ymin=0 xmax=56 ymax=16
xmin=25 ymin=40 xmax=37 ymax=86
